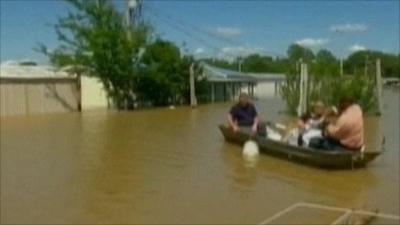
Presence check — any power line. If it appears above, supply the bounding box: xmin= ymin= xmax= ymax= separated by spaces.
xmin=146 ymin=4 xmax=286 ymax=58
xmin=147 ymin=5 xmax=238 ymax=46
xmin=147 ymin=9 xmax=238 ymax=59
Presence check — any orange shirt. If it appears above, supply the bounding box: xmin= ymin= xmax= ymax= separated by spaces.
xmin=327 ymin=104 xmax=364 ymax=150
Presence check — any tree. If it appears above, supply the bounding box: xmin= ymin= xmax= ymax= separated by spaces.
xmin=311 ymin=49 xmax=339 ymax=76
xmin=345 ymin=50 xmax=400 ymax=77
xmin=287 ymin=44 xmax=315 ymax=63
xmin=37 ymin=0 xmax=149 ymax=109
xmin=241 ymin=54 xmax=273 ymax=72
xmin=137 ymin=39 xmax=184 ymax=106
xmin=315 ymin=49 xmax=337 ymax=64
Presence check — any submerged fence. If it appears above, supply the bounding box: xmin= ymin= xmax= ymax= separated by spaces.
xmin=280 ymin=59 xmax=383 ymax=116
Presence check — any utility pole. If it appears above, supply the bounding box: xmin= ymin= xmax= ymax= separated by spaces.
xmin=126 ymin=0 xmax=143 ymax=28
xmin=238 ymin=57 xmax=243 ymax=72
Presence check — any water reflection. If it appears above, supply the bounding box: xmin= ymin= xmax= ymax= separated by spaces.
xmin=221 ymin=144 xmax=259 ymax=189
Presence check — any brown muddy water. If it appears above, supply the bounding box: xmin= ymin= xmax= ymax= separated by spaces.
xmin=1 ymin=90 xmax=399 ymax=224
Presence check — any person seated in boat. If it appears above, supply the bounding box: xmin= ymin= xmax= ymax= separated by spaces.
xmin=297 ymin=101 xmax=328 ymax=146
xmin=297 ymin=101 xmax=326 ymax=129
xmin=310 ymin=96 xmax=364 ymax=151
xmin=228 ymin=93 xmax=265 ymax=136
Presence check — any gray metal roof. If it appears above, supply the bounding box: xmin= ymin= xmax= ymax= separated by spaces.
xmin=247 ymin=73 xmax=287 ymax=82
xmin=383 ymin=77 xmax=400 ymax=82
xmin=201 ymin=63 xmax=286 ymax=83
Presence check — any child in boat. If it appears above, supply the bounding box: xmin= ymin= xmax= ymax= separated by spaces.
xmin=297 ymin=101 xmax=334 ymax=146
xmin=285 ymin=104 xmax=339 ymax=147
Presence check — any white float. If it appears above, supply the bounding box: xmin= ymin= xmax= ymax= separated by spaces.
xmin=242 ymin=140 xmax=259 ymax=160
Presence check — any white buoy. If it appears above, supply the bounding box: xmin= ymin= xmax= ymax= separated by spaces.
xmin=242 ymin=140 xmax=259 ymax=159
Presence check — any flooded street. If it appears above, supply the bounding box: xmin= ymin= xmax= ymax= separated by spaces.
xmin=1 ymin=89 xmax=399 ymax=224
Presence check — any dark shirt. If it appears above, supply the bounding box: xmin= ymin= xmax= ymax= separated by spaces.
xmin=229 ymin=103 xmax=258 ymax=126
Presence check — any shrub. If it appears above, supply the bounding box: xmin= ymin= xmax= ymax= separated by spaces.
xmin=280 ymin=67 xmax=378 ymax=115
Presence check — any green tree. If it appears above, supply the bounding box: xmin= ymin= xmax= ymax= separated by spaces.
xmin=138 ymin=39 xmax=184 ymax=106
xmin=287 ymin=44 xmax=315 ymax=63
xmin=315 ymin=49 xmax=337 ymax=64
xmin=345 ymin=50 xmax=400 ymax=77
xmin=37 ymin=0 xmax=149 ymax=109
xmin=241 ymin=54 xmax=275 ymax=72
xmin=135 ymin=39 xmax=209 ymax=106
xmin=311 ymin=49 xmax=339 ymax=76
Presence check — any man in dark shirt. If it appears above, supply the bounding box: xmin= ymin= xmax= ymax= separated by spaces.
xmin=228 ymin=93 xmax=260 ymax=133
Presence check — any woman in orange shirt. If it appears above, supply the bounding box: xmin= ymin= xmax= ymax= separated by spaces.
xmin=310 ymin=97 xmax=364 ymax=151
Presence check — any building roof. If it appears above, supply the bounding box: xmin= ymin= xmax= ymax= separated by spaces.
xmin=0 ymin=61 xmax=73 ymax=79
xmin=201 ymin=63 xmax=286 ymax=83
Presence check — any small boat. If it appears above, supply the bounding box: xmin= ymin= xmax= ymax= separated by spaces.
xmin=219 ymin=124 xmax=382 ymax=169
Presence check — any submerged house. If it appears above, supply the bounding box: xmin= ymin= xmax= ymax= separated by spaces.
xmin=200 ymin=63 xmax=286 ymax=102
xmin=0 ymin=61 xmax=108 ymax=117
xmin=0 ymin=61 xmax=80 ymax=117
xmin=0 ymin=60 xmax=286 ymax=116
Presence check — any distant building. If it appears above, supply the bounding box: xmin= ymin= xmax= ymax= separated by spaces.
xmin=200 ymin=63 xmax=286 ymax=102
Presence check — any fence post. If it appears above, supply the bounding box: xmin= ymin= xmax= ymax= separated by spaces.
xmin=304 ymin=63 xmax=308 ymax=114
xmin=76 ymin=72 xmax=82 ymax=111
xmin=376 ymin=58 xmax=383 ymax=115
xmin=297 ymin=64 xmax=303 ymax=116
xmin=211 ymin=83 xmax=215 ymax=103
xmin=297 ymin=63 xmax=308 ymax=116
xmin=189 ymin=63 xmax=197 ymax=107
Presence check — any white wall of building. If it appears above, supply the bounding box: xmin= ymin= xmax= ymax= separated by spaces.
xmin=80 ymin=76 xmax=108 ymax=109
xmin=240 ymin=82 xmax=280 ymax=99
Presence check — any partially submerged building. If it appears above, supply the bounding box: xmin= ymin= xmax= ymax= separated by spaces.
xmin=200 ymin=63 xmax=285 ymax=102
xmin=0 ymin=61 xmax=80 ymax=116
xmin=0 ymin=61 xmax=108 ymax=117
xmin=80 ymin=76 xmax=108 ymax=110
xmin=0 ymin=61 xmax=286 ymax=116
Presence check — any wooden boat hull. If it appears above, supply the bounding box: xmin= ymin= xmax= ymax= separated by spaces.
xmin=219 ymin=125 xmax=381 ymax=169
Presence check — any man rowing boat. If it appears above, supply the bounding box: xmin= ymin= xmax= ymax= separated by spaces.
xmin=227 ymin=93 xmax=265 ymax=137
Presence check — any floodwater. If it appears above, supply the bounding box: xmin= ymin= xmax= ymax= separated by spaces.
xmin=1 ymin=90 xmax=399 ymax=224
